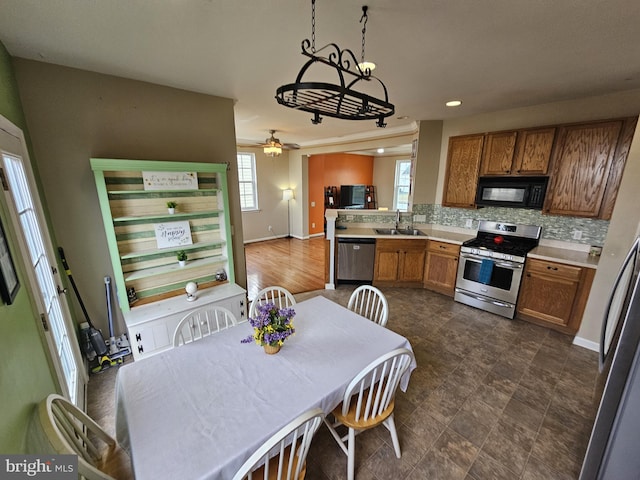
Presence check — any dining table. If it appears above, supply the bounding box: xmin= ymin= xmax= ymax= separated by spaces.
xmin=114 ymin=294 xmax=416 ymax=480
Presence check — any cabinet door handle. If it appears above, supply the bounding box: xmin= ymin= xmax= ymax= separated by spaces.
xmin=136 ymin=333 xmax=142 ymax=342
xmin=138 ymin=345 xmax=144 ymax=354
xmin=439 ymin=245 xmax=446 ymax=249
xmin=546 ymin=266 xmax=558 ymax=271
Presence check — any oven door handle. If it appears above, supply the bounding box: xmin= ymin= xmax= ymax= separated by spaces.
xmin=455 ymin=289 xmax=514 ymax=308
xmin=459 ymin=253 xmax=523 ymax=270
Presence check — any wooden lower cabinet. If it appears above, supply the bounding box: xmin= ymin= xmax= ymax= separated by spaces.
xmin=423 ymin=240 xmax=460 ymax=297
xmin=374 ymin=239 xmax=426 ymax=287
xmin=516 ymin=258 xmax=595 ymax=334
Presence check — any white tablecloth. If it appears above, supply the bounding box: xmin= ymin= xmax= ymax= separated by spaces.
xmin=115 ymin=295 xmax=415 ymax=480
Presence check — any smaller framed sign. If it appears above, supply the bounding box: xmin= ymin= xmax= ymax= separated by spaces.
xmin=142 ymin=171 xmax=198 ymax=191
xmin=154 ymin=221 xmax=193 ymax=249
xmin=0 ymin=219 xmax=20 ymax=305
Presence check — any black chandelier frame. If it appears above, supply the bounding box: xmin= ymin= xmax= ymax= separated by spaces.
xmin=275 ymin=3 xmax=395 ymax=128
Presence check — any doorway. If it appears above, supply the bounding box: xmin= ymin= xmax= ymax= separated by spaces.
xmin=0 ymin=117 xmax=86 ymax=405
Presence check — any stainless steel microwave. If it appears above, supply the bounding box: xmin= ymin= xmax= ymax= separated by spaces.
xmin=475 ymin=176 xmax=548 ymax=209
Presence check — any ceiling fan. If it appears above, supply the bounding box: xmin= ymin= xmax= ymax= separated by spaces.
xmin=258 ymin=130 xmax=300 ymax=156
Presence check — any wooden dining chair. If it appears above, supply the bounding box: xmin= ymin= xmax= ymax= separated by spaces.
xmin=34 ymin=393 xmax=133 ymax=480
xmin=173 ymin=305 xmax=238 ymax=346
xmin=232 ymin=408 xmax=324 ymax=480
xmin=347 ymin=285 xmax=389 ymax=327
xmin=323 ymin=348 xmax=414 ymax=480
xmin=249 ymin=286 xmax=296 ymax=319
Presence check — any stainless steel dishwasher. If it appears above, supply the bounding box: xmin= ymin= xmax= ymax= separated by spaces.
xmin=337 ymin=238 xmax=376 ymax=283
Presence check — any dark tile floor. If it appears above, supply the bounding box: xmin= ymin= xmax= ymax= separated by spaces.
xmin=88 ymin=286 xmax=599 ymax=480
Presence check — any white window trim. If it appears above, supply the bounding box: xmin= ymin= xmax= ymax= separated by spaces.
xmin=237 ymin=152 xmax=259 ymax=212
xmin=393 ymin=159 xmax=412 ymax=212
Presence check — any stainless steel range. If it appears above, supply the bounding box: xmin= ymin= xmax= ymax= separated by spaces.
xmin=455 ymin=220 xmax=542 ymax=319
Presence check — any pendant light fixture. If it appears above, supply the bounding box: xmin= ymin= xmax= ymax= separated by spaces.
xmin=275 ymin=0 xmax=394 ymax=128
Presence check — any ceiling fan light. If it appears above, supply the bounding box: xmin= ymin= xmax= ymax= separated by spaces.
xmin=264 ymin=145 xmax=282 ymax=156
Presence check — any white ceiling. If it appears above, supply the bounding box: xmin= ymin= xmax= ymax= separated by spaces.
xmin=1 ymin=0 xmax=639 ymax=149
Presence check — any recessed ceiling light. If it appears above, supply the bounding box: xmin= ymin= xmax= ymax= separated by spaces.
xmin=377 ymin=148 xmax=385 ymax=154
xmin=446 ymin=100 xmax=462 ymax=107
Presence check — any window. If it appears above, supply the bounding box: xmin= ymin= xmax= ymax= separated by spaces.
xmin=393 ymin=159 xmax=412 ymax=211
xmin=237 ymin=153 xmax=258 ymax=211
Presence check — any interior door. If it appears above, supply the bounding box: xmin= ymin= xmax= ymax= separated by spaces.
xmin=0 ymin=115 xmax=86 ymax=406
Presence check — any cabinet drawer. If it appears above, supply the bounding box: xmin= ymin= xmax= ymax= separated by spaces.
xmin=377 ymin=239 xmax=426 ymax=251
xmin=526 ymin=259 xmax=581 ymax=281
xmin=428 ymin=240 xmax=460 ymax=255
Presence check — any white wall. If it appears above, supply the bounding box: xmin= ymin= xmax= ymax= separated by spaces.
xmin=373 ymin=155 xmax=408 ymax=209
xmin=239 ymin=147 xmax=292 ymax=242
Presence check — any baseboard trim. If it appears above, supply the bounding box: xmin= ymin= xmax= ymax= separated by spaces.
xmin=573 ymin=336 xmax=599 ymax=352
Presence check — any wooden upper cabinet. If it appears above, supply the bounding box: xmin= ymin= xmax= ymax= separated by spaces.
xmin=513 ymin=127 xmax=555 ymax=175
xmin=543 ymin=120 xmax=623 ymax=218
xmin=480 ymin=131 xmax=517 ymax=175
xmin=480 ymin=128 xmax=555 ymax=176
xmin=442 ymin=134 xmax=484 ymax=208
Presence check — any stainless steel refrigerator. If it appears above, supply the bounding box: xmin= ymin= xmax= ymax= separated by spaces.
xmin=580 ymin=236 xmax=640 ymax=479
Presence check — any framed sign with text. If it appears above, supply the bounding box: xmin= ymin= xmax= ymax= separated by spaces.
xmin=142 ymin=171 xmax=198 ymax=191
xmin=154 ymin=221 xmax=194 ymax=249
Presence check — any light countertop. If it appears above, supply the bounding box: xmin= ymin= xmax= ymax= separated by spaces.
xmin=528 ymin=245 xmax=599 ymax=269
xmin=333 ymin=226 xmax=600 ymax=269
xmin=334 ymin=226 xmax=473 ymax=245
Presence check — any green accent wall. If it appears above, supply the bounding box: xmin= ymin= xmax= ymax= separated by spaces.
xmin=0 ymin=42 xmax=58 ymax=453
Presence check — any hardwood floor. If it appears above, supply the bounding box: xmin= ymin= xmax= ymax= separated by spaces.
xmin=244 ymin=236 xmax=326 ymax=300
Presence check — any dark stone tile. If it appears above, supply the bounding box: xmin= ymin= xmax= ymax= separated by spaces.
xmin=457 ymin=396 xmax=502 ymax=429
xmin=481 ymin=424 xmax=530 ymax=475
xmin=483 ymin=371 xmax=518 ymax=396
xmin=363 ymin=424 xmax=431 ymax=479
xmin=422 ymin=383 xmax=467 ymax=424
xmin=521 ymin=455 xmax=576 ymax=480
xmin=492 ymin=416 xmax=537 ymax=452
xmin=530 ymin=436 xmax=583 ymax=478
xmin=490 ymin=360 xmax=526 ymax=383
xmin=503 ymin=397 xmax=546 ymax=432
xmin=407 ymin=447 xmax=467 ymax=480
xmin=449 ymin=408 xmax=493 ymax=447
xmin=432 ymin=428 xmax=479 ymax=471
xmin=467 ymin=450 xmax=519 ymax=480
xmin=512 ymin=383 xmax=552 ymax=414
xmin=473 ymin=383 xmax=512 ymax=410
xmin=520 ymin=365 xmax=562 ymax=392
xmin=402 ymin=405 xmax=447 ymax=448
xmin=531 ymin=346 xmax=568 ymax=373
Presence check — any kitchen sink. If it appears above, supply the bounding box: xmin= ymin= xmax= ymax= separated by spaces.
xmin=374 ymin=228 xmax=426 ymax=236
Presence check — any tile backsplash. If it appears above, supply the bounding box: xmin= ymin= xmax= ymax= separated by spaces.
xmin=336 ymin=204 xmax=609 ymax=246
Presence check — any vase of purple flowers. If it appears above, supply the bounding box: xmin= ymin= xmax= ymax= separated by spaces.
xmin=241 ymin=302 xmax=295 ymax=354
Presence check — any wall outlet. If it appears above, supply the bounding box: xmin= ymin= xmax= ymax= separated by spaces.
xmin=573 ymin=230 xmax=582 ymax=240
xmin=268 ymin=225 xmax=273 ymax=232
xmin=465 ymin=219 xmax=473 ymax=228
xmin=311 ymin=201 xmax=315 ymax=207
xmin=346 ymin=215 xmax=354 ymax=220
xmin=311 ymin=222 xmax=315 ymax=228
xmin=414 ymin=214 xmax=426 ymax=223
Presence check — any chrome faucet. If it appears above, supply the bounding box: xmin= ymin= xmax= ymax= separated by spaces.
xmin=395 ymin=209 xmax=400 ymax=230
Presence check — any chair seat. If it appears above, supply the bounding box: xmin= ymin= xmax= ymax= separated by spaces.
xmin=97 ymin=444 xmax=134 ymax=480
xmin=332 ymin=394 xmax=395 ymax=431
xmin=248 ymin=444 xmax=306 ymax=480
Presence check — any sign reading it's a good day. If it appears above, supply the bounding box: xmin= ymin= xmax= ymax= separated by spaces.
xmin=142 ymin=171 xmax=198 ymax=191
xmin=154 ymin=221 xmax=193 ymax=249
